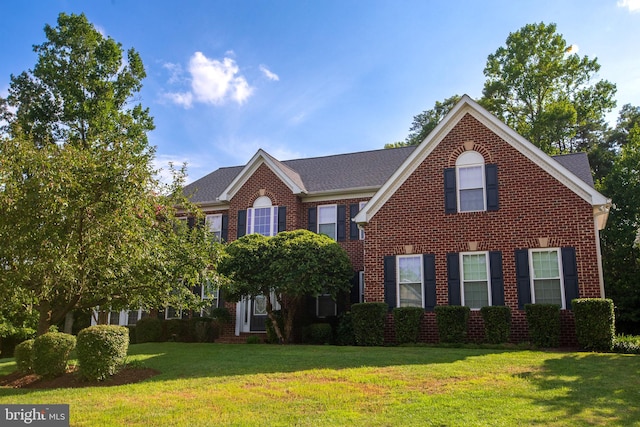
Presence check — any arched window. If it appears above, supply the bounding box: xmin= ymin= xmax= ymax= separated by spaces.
xmin=247 ymin=196 xmax=279 ymax=236
xmin=456 ymin=151 xmax=486 ymax=212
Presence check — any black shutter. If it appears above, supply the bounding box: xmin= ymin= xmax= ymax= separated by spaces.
xmin=447 ymin=252 xmax=461 ymax=305
xmin=423 ymin=254 xmax=437 ymax=311
xmin=278 ymin=206 xmax=287 ymax=233
xmin=349 ymin=271 xmax=360 ymax=304
xmin=384 ymin=256 xmax=396 ymax=311
xmin=486 ymin=164 xmax=499 ymax=211
xmin=308 ymin=207 xmax=317 ymax=233
xmin=217 ymin=289 xmax=225 ymax=309
xmin=444 ymin=168 xmax=457 ymax=214
xmin=349 ymin=204 xmax=360 ymax=240
xmin=221 ymin=214 xmax=228 ymax=242
xmin=237 ymin=210 xmax=247 ymax=238
xmin=337 ymin=205 xmax=346 ymax=241
xmin=489 ymin=251 xmax=505 ymax=306
xmin=515 ymin=249 xmax=531 ymax=309
xmin=187 ymin=216 xmax=195 ymax=229
xmin=562 ymin=247 xmax=579 ymax=309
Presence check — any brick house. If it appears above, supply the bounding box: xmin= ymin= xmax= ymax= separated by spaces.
xmin=179 ymin=95 xmax=611 ymax=344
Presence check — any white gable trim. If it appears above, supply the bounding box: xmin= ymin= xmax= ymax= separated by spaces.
xmin=218 ymin=149 xmax=306 ymax=201
xmin=354 ymin=95 xmax=611 ymax=227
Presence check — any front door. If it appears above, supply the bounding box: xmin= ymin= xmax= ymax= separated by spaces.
xmin=237 ymin=295 xmax=268 ymax=334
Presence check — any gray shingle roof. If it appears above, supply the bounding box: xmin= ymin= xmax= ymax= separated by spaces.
xmin=183 ymin=146 xmax=594 ymax=204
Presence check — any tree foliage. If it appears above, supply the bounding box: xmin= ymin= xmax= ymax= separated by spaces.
xmin=598 ymin=122 xmax=640 ymax=333
xmin=481 ymin=22 xmax=616 ymax=154
xmin=0 ymin=13 xmax=218 ymax=335
xmin=219 ymin=230 xmax=353 ymax=343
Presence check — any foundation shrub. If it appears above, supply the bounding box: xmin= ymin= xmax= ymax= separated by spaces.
xmin=393 ymin=307 xmax=424 ymax=344
xmin=525 ymin=304 xmax=560 ymax=348
xmin=135 ymin=317 xmax=162 ymax=343
xmin=435 ymin=306 xmax=470 ymax=343
xmin=573 ymin=298 xmax=615 ymax=352
xmin=351 ymin=303 xmax=387 ymax=346
xmin=480 ymin=306 xmax=511 ymax=344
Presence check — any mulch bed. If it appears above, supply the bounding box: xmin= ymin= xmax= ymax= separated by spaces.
xmin=0 ymin=366 xmax=160 ymax=389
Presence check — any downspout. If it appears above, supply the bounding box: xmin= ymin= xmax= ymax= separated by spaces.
xmin=593 ymin=202 xmax=611 ymax=298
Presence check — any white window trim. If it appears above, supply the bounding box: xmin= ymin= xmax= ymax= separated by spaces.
xmin=317 ymin=204 xmax=338 ymax=240
xmin=456 ymin=151 xmax=486 ymax=213
xmin=247 ymin=205 xmax=279 ymax=236
xmin=528 ymin=248 xmax=566 ymax=309
xmin=205 ymin=214 xmax=223 ymax=240
xmin=316 ymin=294 xmax=337 ymax=318
xmin=396 ymin=255 xmax=425 ymax=308
xmin=359 ymin=201 xmax=367 ymax=240
xmin=201 ymin=282 xmax=220 ymax=316
xmin=459 ymin=251 xmax=492 ymax=310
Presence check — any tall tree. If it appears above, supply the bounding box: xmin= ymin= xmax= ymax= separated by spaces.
xmin=0 ymin=13 xmax=217 ymax=335
xmin=481 ymin=22 xmax=616 ymax=154
xmin=598 ymin=119 xmax=640 ymax=333
xmin=386 ymin=95 xmax=461 ymax=148
xmin=219 ymin=230 xmax=353 ymax=343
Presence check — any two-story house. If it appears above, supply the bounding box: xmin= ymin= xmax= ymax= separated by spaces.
xmin=98 ymin=95 xmax=610 ymax=344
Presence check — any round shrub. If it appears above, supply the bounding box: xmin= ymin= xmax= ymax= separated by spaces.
xmin=77 ymin=325 xmax=129 ymax=381
xmin=14 ymin=339 xmax=35 ymax=374
xmin=480 ymin=306 xmax=511 ymax=344
xmin=33 ymin=332 xmax=76 ymax=379
xmin=393 ymin=307 xmax=424 ymax=344
xmin=135 ymin=317 xmax=162 ymax=343
xmin=210 ymin=307 xmax=231 ymax=324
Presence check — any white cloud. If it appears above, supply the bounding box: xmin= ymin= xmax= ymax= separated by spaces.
xmin=164 ymin=52 xmax=254 ymax=108
xmin=259 ymin=64 xmax=280 ymax=81
xmin=618 ymin=0 xmax=640 ymax=12
xmin=153 ymin=154 xmax=202 ymax=185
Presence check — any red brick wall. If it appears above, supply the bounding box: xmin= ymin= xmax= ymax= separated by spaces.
xmin=365 ymin=113 xmax=600 ymax=345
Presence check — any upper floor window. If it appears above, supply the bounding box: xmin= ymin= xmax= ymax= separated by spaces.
xmin=247 ymin=196 xmax=279 ymax=237
xmin=318 ymin=205 xmax=337 ymax=240
xmin=456 ymin=151 xmax=486 ymax=212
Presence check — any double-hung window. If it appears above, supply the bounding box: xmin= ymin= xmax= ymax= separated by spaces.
xmin=456 ymin=151 xmax=486 ymax=212
xmin=318 ymin=205 xmax=337 ymax=240
xmin=397 ymin=255 xmax=424 ymax=307
xmin=460 ymin=252 xmax=491 ymax=309
xmin=247 ymin=196 xmax=279 ymax=237
xmin=201 ymin=279 xmax=220 ymax=317
xmin=205 ymin=214 xmax=223 ymax=241
xmin=529 ymin=249 xmax=565 ymax=307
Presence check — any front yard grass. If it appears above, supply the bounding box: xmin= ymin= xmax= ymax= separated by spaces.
xmin=1 ymin=343 xmax=639 ymax=426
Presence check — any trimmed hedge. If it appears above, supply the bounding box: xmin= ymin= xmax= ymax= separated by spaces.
xmin=480 ymin=306 xmax=511 ymax=344
xmin=351 ymin=303 xmax=388 ymax=346
xmin=525 ymin=304 xmax=560 ymax=348
xmin=393 ymin=307 xmax=424 ymax=344
xmin=164 ymin=319 xmax=187 ymax=341
xmin=33 ymin=332 xmax=76 ymax=379
xmin=135 ymin=317 xmax=162 ymax=343
xmin=14 ymin=339 xmax=35 ymax=374
xmin=435 ymin=306 xmax=470 ymax=343
xmin=306 ymin=323 xmax=333 ymax=344
xmin=613 ymin=335 xmax=640 ymax=354
xmin=77 ymin=325 xmax=129 ymax=381
xmin=210 ymin=307 xmax=231 ymax=324
xmin=335 ymin=312 xmax=355 ymax=346
xmin=572 ymin=298 xmax=615 ymax=352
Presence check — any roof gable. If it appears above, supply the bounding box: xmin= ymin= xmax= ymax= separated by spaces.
xmin=354 ymin=95 xmax=610 ymax=227
xmin=218 ymin=149 xmax=306 ymax=201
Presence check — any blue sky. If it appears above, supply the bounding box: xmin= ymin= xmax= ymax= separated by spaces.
xmin=1 ymin=1 xmax=639 ymax=183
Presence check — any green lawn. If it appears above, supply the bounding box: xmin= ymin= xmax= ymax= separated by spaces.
xmin=1 ymin=343 xmax=639 ymax=426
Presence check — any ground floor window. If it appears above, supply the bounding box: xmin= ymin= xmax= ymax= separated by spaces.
xmin=397 ymin=255 xmax=423 ymax=307
xmin=460 ymin=252 xmax=491 ymax=309
xmin=529 ymin=248 xmax=565 ymax=307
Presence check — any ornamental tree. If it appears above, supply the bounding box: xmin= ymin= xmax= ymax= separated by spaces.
xmin=219 ymin=230 xmax=353 ymax=343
